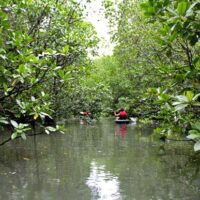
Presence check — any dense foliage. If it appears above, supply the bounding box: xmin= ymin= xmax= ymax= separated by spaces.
xmin=141 ymin=0 xmax=200 ymax=150
xmin=1 ymin=0 xmax=200 ymax=152
xmin=0 ymin=0 xmax=98 ymax=140
xmin=101 ymin=0 xmax=200 ymax=151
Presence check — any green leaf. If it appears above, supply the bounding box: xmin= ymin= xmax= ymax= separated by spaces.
xmin=185 ymin=91 xmax=193 ymax=102
xmin=167 ymin=8 xmax=178 ymax=16
xmin=193 ymin=103 xmax=200 ymax=106
xmin=45 ymin=129 xmax=50 ymax=134
xmin=174 ymin=104 xmax=187 ymax=111
xmin=30 ymin=78 xmax=38 ymax=84
xmin=31 ymin=96 xmax=36 ymax=101
xmin=3 ymin=83 xmax=8 ymax=91
xmin=53 ymin=66 xmax=62 ymax=71
xmin=0 ymin=118 xmax=9 ymax=124
xmin=193 ymin=57 xmax=199 ymax=65
xmin=187 ymin=133 xmax=199 ymax=140
xmin=10 ymin=120 xmax=18 ymax=128
xmin=193 ymin=93 xmax=200 ymax=101
xmin=40 ymin=112 xmax=52 ymax=118
xmin=0 ymin=54 xmax=7 ymax=60
xmin=191 ymin=122 xmax=200 ymax=131
xmin=41 ymin=91 xmax=45 ymax=96
xmin=172 ymin=101 xmax=182 ymax=106
xmin=186 ymin=2 xmax=199 ymax=17
xmin=0 ymin=48 xmax=6 ymax=54
xmin=21 ymin=133 xmax=27 ymax=140
xmin=46 ymin=126 xmax=56 ymax=132
xmin=33 ymin=113 xmax=39 ymax=120
xmin=194 ymin=141 xmax=200 ymax=152
xmin=175 ymin=95 xmax=188 ymax=103
xmin=0 ymin=75 xmax=7 ymax=84
xmin=18 ymin=64 xmax=26 ymax=74
xmin=62 ymin=45 xmax=69 ymax=54
xmin=58 ymin=70 xmax=65 ymax=78
xmin=177 ymin=2 xmax=189 ymax=15
xmin=11 ymin=132 xmax=18 ymax=140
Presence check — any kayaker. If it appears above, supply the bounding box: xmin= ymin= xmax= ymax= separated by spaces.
xmin=80 ymin=111 xmax=90 ymax=117
xmin=80 ymin=111 xmax=93 ymax=125
xmin=114 ymin=108 xmax=127 ymax=119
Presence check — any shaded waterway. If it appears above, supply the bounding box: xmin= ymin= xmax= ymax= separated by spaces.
xmin=0 ymin=119 xmax=200 ymax=200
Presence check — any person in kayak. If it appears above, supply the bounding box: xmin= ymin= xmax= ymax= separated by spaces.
xmin=114 ymin=108 xmax=127 ymax=119
xmin=79 ymin=111 xmax=93 ymax=125
xmin=80 ymin=111 xmax=90 ymax=117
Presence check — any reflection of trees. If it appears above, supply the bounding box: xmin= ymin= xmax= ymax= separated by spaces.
xmin=0 ymin=136 xmax=43 ymax=199
xmin=158 ymin=144 xmax=200 ymax=188
xmin=101 ymin=128 xmax=200 ymax=200
xmin=0 ymin=121 xmax=200 ymax=199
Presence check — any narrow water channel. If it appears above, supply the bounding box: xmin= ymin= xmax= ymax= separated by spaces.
xmin=0 ymin=119 xmax=199 ymax=200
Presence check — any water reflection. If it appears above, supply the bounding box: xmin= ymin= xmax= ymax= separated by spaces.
xmin=115 ymin=124 xmax=127 ymax=138
xmin=0 ymin=120 xmax=200 ymax=200
xmin=86 ymin=161 xmax=122 ymax=200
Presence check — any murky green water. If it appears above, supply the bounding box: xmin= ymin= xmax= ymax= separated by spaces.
xmin=0 ymin=119 xmax=200 ymax=200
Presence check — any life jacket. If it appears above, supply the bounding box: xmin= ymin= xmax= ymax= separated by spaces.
xmin=119 ymin=111 xmax=127 ymax=119
xmin=80 ymin=112 xmax=89 ymax=116
xmin=83 ymin=112 xmax=89 ymax=116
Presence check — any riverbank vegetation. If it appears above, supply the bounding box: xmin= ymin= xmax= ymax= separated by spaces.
xmin=0 ymin=0 xmax=200 ymax=151
xmin=0 ymin=0 xmax=98 ymax=141
xmin=101 ymin=0 xmax=200 ymax=151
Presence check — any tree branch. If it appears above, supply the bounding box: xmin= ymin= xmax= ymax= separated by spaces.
xmin=0 ymin=132 xmax=44 ymax=146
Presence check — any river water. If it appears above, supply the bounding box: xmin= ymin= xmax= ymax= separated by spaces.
xmin=0 ymin=119 xmax=200 ymax=200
